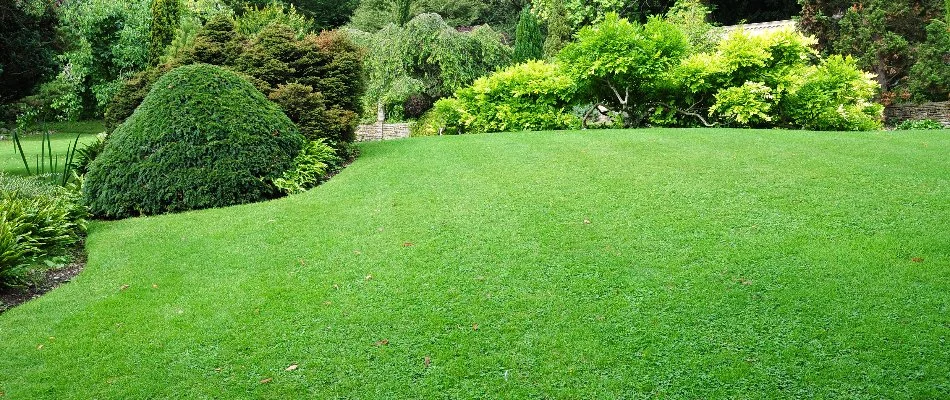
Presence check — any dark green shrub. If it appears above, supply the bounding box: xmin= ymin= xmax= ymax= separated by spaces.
xmin=0 ymin=175 xmax=88 ymax=288
xmin=105 ymin=19 xmax=364 ymax=145
xmin=896 ymin=119 xmax=946 ymax=130
xmin=513 ymin=8 xmax=544 ymax=63
xmin=104 ymin=65 xmax=171 ymax=133
xmin=187 ymin=13 xmax=245 ymax=66
xmin=84 ymin=64 xmax=305 ymax=218
xmin=908 ymin=20 xmax=950 ymax=102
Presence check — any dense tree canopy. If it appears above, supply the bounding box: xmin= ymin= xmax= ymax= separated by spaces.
xmin=0 ymin=0 xmax=59 ymax=104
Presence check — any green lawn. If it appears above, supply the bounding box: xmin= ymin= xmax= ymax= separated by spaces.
xmin=1 ymin=129 xmax=948 ymax=398
xmin=1 ymin=121 xmax=102 ymax=176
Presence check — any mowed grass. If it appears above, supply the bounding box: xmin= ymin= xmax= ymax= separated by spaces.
xmin=1 ymin=129 xmax=949 ymax=398
xmin=1 ymin=121 xmax=103 ymax=175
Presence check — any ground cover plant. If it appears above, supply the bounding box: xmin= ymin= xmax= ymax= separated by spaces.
xmin=1 ymin=130 xmax=948 ymax=398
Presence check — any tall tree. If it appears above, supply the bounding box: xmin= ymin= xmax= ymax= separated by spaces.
xmin=542 ymin=1 xmax=571 ymax=57
xmin=513 ymin=8 xmax=544 ymax=62
xmin=149 ymin=0 xmax=182 ymax=64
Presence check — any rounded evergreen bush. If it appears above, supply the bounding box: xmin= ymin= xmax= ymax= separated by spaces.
xmin=84 ymin=64 xmax=305 ymax=218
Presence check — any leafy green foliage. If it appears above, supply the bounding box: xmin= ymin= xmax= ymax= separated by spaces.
xmin=349 ymin=0 xmax=485 ymax=32
xmin=69 ymin=133 xmax=110 ymax=177
xmin=419 ymin=60 xmax=578 ymax=134
xmin=896 ymin=119 xmax=946 ymax=130
xmin=150 ymin=0 xmax=183 ymax=63
xmin=104 ymin=65 xmax=171 ymax=132
xmin=53 ymin=0 xmax=154 ymax=118
xmin=664 ymin=0 xmax=717 ymax=53
xmin=709 ymin=82 xmax=774 ymax=127
xmin=412 ymin=97 xmax=466 ymax=136
xmin=84 ymin=64 xmax=305 ymax=218
xmin=352 ymin=13 xmax=511 ymax=121
xmin=559 ymin=13 xmax=687 ymax=127
xmin=784 ymin=55 xmax=884 ymax=131
xmin=0 ymin=175 xmax=87 ymax=288
xmin=799 ymin=0 xmax=945 ymax=102
xmin=513 ymin=8 xmax=544 ymax=62
xmin=907 ymin=20 xmax=950 ymax=102
xmin=274 ymin=139 xmax=343 ymax=194
xmin=0 ymin=0 xmax=59 ymax=105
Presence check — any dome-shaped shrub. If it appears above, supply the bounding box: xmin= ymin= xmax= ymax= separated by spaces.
xmin=85 ymin=64 xmax=305 ymax=218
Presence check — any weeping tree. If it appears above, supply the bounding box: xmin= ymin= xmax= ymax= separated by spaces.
xmin=353 ymin=13 xmax=512 ymax=120
xmin=514 ymin=8 xmax=544 ymax=62
xmin=558 ymin=13 xmax=687 ymax=127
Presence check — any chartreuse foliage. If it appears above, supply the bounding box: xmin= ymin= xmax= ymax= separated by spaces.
xmin=416 ymin=61 xmax=578 ymax=135
xmin=84 ymin=64 xmax=304 ymax=218
xmin=2 ymin=130 xmax=950 ymax=397
xmin=558 ymin=13 xmax=688 ymax=127
xmin=422 ymin=23 xmax=884 ymax=132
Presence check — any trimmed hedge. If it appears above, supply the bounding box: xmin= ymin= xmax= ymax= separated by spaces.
xmin=84 ymin=64 xmax=305 ymax=218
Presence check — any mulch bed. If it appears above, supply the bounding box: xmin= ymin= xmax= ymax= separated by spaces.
xmin=0 ymin=250 xmax=86 ymax=314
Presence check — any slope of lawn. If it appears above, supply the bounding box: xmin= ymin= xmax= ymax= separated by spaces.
xmin=1 ymin=129 xmax=949 ymax=398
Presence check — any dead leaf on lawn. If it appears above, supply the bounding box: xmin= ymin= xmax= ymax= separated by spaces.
xmin=583 ymin=219 xmax=591 ymax=224
xmin=403 ymin=242 xmax=414 ymax=247
xmin=375 ymin=339 xmax=389 ymax=346
xmin=354 ymin=250 xmax=362 ymax=255
xmin=120 ymin=284 xmax=130 ymax=291
xmin=323 ymin=301 xmax=332 ymax=306
xmin=36 ymin=344 xmax=43 ymax=350
xmin=739 ymin=279 xmax=752 ymax=286
xmin=472 ymin=323 xmax=479 ymax=331
xmin=365 ymin=274 xmax=373 ymax=281
xmin=285 ymin=364 xmax=298 ymax=372
xmin=423 ymin=356 xmax=431 ymax=368
xmin=260 ymin=378 xmax=272 ymax=384
xmin=151 ymin=284 xmax=158 ymax=289
xmin=912 ymin=257 xmax=924 ymax=263
xmin=214 ymin=368 xmax=222 ymax=372
xmin=333 ymin=284 xmax=340 ymax=290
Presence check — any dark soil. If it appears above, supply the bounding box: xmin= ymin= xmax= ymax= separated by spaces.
xmin=0 ymin=251 xmax=86 ymax=314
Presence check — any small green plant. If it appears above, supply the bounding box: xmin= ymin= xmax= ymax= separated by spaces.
xmin=896 ymin=119 xmax=946 ymax=130
xmin=274 ymin=139 xmax=343 ymax=194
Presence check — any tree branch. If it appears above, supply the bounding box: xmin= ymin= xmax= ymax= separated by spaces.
xmin=649 ymin=102 xmax=718 ymax=127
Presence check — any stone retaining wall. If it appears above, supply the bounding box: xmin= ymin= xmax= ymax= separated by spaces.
xmin=356 ymin=123 xmax=411 ymax=142
xmin=885 ymin=101 xmax=950 ymax=127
